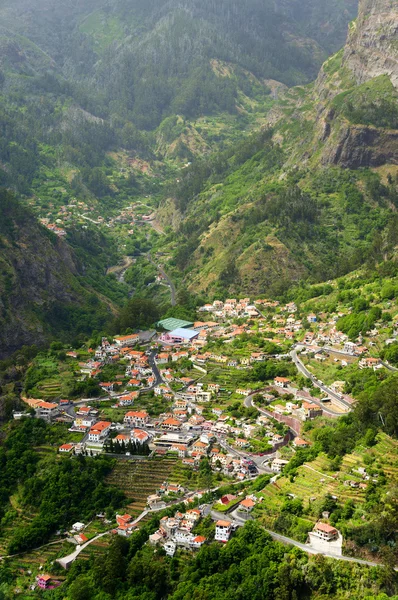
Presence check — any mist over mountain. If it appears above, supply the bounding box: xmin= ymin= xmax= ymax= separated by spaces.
xmin=160 ymin=0 xmax=398 ymax=298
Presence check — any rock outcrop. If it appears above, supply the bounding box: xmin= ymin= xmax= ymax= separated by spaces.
xmin=343 ymin=0 xmax=398 ymax=88
xmin=309 ymin=0 xmax=398 ymax=168
xmin=320 ymin=124 xmax=398 ymax=168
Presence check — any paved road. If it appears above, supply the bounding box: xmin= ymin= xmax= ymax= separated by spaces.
xmin=244 ymin=390 xmax=301 ymax=437
xmin=290 ymin=349 xmax=353 ymax=410
xmin=380 ymin=360 xmax=398 ymax=372
xmin=150 ymin=220 xmax=166 ymax=235
xmin=57 ymin=531 xmax=110 ymax=568
xmin=80 ymin=213 xmax=101 ymax=225
xmin=210 ymin=511 xmax=394 ymax=570
xmin=148 ymin=350 xmax=163 ymax=386
xmin=147 ymin=253 xmax=176 ymax=306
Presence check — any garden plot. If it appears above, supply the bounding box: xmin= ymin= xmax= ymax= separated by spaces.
xmin=105 ymin=456 xmax=177 ymax=517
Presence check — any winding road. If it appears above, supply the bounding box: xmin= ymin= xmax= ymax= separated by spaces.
xmin=147 ymin=253 xmax=176 ymax=305
xmin=290 ymin=349 xmax=354 ymax=410
xmin=210 ymin=510 xmax=395 ymax=570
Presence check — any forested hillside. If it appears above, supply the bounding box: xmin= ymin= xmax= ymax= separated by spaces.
xmin=0 ymin=0 xmax=361 ymax=355
xmin=0 ymin=0 xmax=357 ymax=129
xmin=0 ymin=190 xmax=120 ymax=357
xmin=159 ymin=0 xmax=398 ymax=298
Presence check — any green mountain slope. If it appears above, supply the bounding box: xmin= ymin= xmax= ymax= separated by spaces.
xmin=0 ymin=0 xmax=358 ymax=131
xmin=0 ymin=190 xmax=120 ymax=357
xmin=158 ymin=0 xmax=398 ymax=298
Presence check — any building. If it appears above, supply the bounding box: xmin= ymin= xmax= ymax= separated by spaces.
xmin=175 ymin=529 xmax=194 ymax=545
xmin=160 ymin=328 xmax=199 ymax=345
xmin=131 ymin=429 xmax=150 ymax=444
xmin=359 ymin=357 xmax=382 ymax=370
xmin=114 ymin=334 xmax=140 ymax=348
xmin=293 ymin=438 xmax=310 ymax=448
xmin=164 ymin=541 xmax=176 ymax=557
xmin=215 ymin=520 xmax=232 ymax=542
xmin=115 ymin=514 xmax=135 ymax=537
xmin=301 ymin=402 xmax=323 ymax=420
xmin=196 ymin=391 xmax=212 ymax=403
xmin=124 ymin=410 xmax=149 ymax=427
xmin=74 ymin=533 xmax=88 ymax=545
xmin=36 ymin=575 xmax=53 ymax=590
xmin=35 ymin=401 xmax=59 ymax=422
xmin=191 ymin=535 xmax=207 ymax=549
xmin=271 ymin=459 xmax=289 ymax=473
xmin=153 ymin=433 xmax=193 ymax=449
xmin=157 ymin=318 xmax=194 ymax=331
xmin=88 ymin=421 xmax=111 ymax=442
xmin=239 ymin=498 xmax=255 ymax=513
xmin=59 ymin=443 xmax=74 ymax=453
xmin=312 ymin=522 xmax=338 ymax=541
xmin=343 ymin=341 xmax=357 ymax=355
xmin=160 ymin=417 xmax=181 ymax=431
xmin=274 ymin=377 xmax=290 ymax=389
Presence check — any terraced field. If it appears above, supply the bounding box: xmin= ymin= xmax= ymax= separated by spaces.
xmin=36 ymin=380 xmax=61 ymax=400
xmin=105 ymin=456 xmax=178 ymax=517
xmin=78 ymin=534 xmax=112 ymax=562
xmin=258 ymin=432 xmax=398 ymax=540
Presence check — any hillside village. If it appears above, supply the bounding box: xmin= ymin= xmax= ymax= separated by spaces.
xmin=8 ymin=272 xmax=398 ymax=584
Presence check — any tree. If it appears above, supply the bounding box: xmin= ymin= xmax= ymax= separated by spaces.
xmin=116 ymin=298 xmax=160 ymax=332
xmin=68 ymin=576 xmax=94 ymax=600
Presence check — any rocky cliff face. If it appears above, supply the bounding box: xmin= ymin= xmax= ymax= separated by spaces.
xmin=296 ymin=0 xmax=398 ymax=169
xmin=343 ymin=0 xmax=398 ymax=88
xmin=320 ymin=123 xmax=398 ymax=168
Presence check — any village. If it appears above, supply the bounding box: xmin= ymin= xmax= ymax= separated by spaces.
xmin=13 ymin=279 xmax=398 ymax=584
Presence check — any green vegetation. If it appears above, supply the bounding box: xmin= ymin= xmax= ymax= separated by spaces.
xmin=0 ymin=419 xmax=125 ymax=555
xmin=9 ymin=520 xmax=395 ymax=599
xmin=332 ymin=76 xmax=398 ymax=129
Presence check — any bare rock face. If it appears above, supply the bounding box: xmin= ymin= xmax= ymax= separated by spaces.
xmin=343 ymin=0 xmax=398 ymax=88
xmin=321 ymin=124 xmax=398 ymax=168
xmin=311 ymin=0 xmax=398 ymax=168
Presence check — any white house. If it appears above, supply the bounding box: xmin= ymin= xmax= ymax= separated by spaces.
xmin=88 ymin=421 xmax=111 ymax=442
xmin=312 ymin=522 xmax=339 ymax=541
xmin=215 ymin=520 xmax=232 ymax=542
xmin=271 ymin=458 xmax=288 ymax=473
xmin=124 ymin=411 xmax=149 ymax=427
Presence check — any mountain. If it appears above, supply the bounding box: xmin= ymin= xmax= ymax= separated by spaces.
xmin=0 ymin=190 xmax=120 ymax=358
xmin=268 ymin=0 xmax=398 ymax=169
xmin=344 ymin=0 xmax=398 ymax=88
xmin=160 ymin=0 xmax=398 ymax=298
xmin=0 ymin=0 xmax=358 ymax=131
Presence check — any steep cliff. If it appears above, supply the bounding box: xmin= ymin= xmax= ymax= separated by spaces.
xmin=270 ymin=0 xmax=398 ymax=169
xmin=343 ymin=0 xmax=398 ymax=89
xmin=0 ymin=190 xmax=113 ymax=357
xmin=158 ymin=0 xmax=398 ymax=298
xmin=317 ymin=0 xmax=398 ymax=167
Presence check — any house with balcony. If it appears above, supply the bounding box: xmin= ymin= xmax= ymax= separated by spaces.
xmin=124 ymin=410 xmax=149 ymax=427
xmin=215 ymin=520 xmax=232 ymax=542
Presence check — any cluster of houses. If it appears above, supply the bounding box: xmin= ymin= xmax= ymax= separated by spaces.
xmin=148 ymin=506 xmax=207 ymax=556
xmin=198 ymin=298 xmax=260 ymax=319
xmin=39 ymin=219 xmax=67 ymax=237
xmin=79 ymin=335 xmax=156 ymax=391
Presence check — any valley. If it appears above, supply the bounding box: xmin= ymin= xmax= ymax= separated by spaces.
xmin=0 ymin=0 xmax=398 ymax=598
